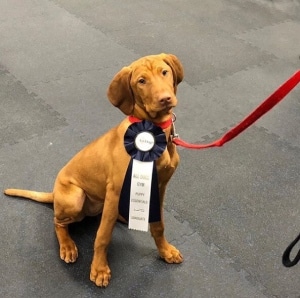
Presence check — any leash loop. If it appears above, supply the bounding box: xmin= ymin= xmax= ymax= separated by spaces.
xmin=282 ymin=233 xmax=300 ymax=267
xmin=171 ymin=113 xmax=179 ymax=140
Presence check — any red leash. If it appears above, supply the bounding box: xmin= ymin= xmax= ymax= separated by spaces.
xmin=173 ymin=70 xmax=300 ymax=149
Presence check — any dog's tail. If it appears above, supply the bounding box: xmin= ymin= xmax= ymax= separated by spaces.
xmin=4 ymin=188 xmax=54 ymax=203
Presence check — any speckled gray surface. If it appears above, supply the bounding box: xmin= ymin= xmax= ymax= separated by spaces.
xmin=1 ymin=0 xmax=300 ymax=297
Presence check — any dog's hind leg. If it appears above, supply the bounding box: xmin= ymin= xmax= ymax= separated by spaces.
xmin=53 ymin=183 xmax=86 ymax=263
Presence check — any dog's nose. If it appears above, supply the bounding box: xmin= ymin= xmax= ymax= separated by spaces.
xmin=159 ymin=95 xmax=172 ymax=105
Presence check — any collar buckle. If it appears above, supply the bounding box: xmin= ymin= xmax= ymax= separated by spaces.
xmin=171 ymin=113 xmax=179 ymax=140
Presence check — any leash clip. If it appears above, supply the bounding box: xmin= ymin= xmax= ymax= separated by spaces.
xmin=171 ymin=113 xmax=179 ymax=140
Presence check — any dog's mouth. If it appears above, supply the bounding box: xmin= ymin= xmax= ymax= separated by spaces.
xmin=148 ymin=97 xmax=177 ymax=111
xmin=146 ymin=103 xmax=176 ymax=119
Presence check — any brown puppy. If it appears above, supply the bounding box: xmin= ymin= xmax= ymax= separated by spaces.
xmin=4 ymin=53 xmax=184 ymax=287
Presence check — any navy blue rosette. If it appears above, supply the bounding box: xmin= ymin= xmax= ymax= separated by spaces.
xmin=124 ymin=120 xmax=167 ymax=161
xmin=119 ymin=120 xmax=167 ymax=223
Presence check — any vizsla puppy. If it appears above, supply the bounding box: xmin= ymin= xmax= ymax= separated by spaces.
xmin=4 ymin=53 xmax=184 ymax=287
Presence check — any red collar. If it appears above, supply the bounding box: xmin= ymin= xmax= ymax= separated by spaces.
xmin=128 ymin=115 xmax=173 ymax=130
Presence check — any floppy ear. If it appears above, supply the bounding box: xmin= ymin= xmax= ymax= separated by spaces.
xmin=160 ymin=53 xmax=184 ymax=90
xmin=107 ymin=66 xmax=134 ymax=115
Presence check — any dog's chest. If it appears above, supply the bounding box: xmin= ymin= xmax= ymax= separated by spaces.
xmin=156 ymin=147 xmax=179 ymax=173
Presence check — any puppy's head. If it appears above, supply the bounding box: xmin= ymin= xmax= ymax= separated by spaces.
xmin=107 ymin=53 xmax=184 ymax=122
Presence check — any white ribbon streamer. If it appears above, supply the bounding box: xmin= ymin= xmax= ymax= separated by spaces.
xmin=128 ymin=160 xmax=153 ymax=232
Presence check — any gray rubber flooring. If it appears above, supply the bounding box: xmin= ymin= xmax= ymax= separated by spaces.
xmin=1 ymin=0 xmax=300 ymax=297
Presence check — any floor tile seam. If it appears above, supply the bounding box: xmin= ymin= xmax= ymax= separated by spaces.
xmin=2 ymin=59 xmax=121 ymax=89
xmin=75 ymin=12 xmax=294 ymax=52
xmin=250 ymin=0 xmax=300 ymax=19
xmin=175 ymin=122 xmax=300 ymax=153
xmin=234 ymin=18 xmax=297 ymax=38
xmin=0 ymin=122 xmax=88 ymax=151
xmin=253 ymin=125 xmax=300 ymax=151
xmin=176 ymin=20 xmax=297 ymax=87
xmin=1 ymin=68 xmax=68 ymax=127
xmin=232 ymin=34 xmax=279 ymax=60
xmin=133 ymin=1 xmax=298 ymax=40
xmin=26 ymin=63 xmax=126 ymax=87
xmin=48 ymin=0 xmax=185 ymax=32
xmin=187 ymin=53 xmax=279 ymax=88
xmin=14 ymin=1 xmax=283 ymax=90
xmin=0 ymin=0 xmax=138 ymax=63
xmin=48 ymin=0 xmax=255 ymax=64
xmin=191 ymin=54 xmax=298 ymax=100
xmin=163 ymin=207 xmax=269 ymax=297
xmin=48 ymin=0 xmax=140 ymax=60
xmin=137 ymin=0 xmax=295 ymax=39
xmin=0 ymin=68 xmax=94 ymax=150
xmin=232 ymin=19 xmax=300 ymax=64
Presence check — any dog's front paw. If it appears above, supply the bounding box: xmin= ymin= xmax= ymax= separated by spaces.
xmin=59 ymin=239 xmax=78 ymax=263
xmin=160 ymin=244 xmax=183 ymax=264
xmin=90 ymin=264 xmax=111 ymax=287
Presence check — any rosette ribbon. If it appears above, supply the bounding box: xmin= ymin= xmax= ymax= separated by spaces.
xmin=119 ymin=120 xmax=167 ymax=231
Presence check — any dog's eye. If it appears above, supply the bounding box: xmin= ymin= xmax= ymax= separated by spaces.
xmin=162 ymin=70 xmax=168 ymax=76
xmin=138 ymin=78 xmax=146 ymax=84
